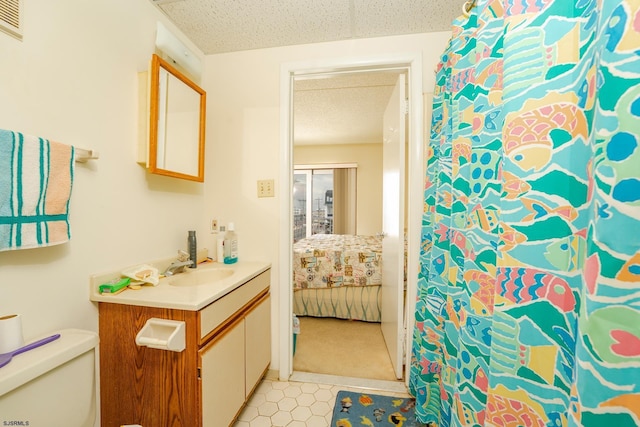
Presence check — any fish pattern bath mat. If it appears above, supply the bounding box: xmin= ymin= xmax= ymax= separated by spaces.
xmin=331 ymin=390 xmax=428 ymax=426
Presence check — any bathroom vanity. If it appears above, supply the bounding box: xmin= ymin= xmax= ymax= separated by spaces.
xmin=91 ymin=261 xmax=271 ymax=427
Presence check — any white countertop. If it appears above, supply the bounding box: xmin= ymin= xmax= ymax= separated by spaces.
xmin=89 ymin=260 xmax=271 ymax=311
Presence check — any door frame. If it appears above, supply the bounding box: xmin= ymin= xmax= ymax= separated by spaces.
xmin=278 ymin=53 xmax=424 ymax=384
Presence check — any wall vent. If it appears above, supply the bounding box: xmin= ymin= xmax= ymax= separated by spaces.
xmin=0 ymin=0 xmax=22 ymax=40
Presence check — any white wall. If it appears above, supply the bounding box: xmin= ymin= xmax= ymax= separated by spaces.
xmin=0 ymin=0 xmax=210 ymax=340
xmin=202 ymin=31 xmax=451 ymax=371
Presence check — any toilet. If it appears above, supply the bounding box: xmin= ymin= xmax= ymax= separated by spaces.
xmin=0 ymin=329 xmax=99 ymax=426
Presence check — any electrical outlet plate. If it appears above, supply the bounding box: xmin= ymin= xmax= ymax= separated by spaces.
xmin=257 ymin=179 xmax=275 ymax=198
xmin=210 ymin=219 xmax=218 ymax=233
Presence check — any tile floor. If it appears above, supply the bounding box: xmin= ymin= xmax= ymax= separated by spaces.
xmin=233 ymin=372 xmax=410 ymax=427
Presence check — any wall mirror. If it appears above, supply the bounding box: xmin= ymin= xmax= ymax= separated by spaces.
xmin=149 ymin=53 xmax=206 ymax=182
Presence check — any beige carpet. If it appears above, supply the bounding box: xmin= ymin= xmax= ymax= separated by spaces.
xmin=292 ymin=317 xmax=398 ymax=381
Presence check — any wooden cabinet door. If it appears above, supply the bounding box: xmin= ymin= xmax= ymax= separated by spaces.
xmin=244 ymin=294 xmax=271 ymax=396
xmin=200 ymin=318 xmax=245 ymax=427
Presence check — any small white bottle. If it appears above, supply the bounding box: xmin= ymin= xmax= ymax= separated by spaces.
xmin=217 ymin=226 xmax=226 ymax=263
xmin=223 ymin=223 xmax=238 ymax=264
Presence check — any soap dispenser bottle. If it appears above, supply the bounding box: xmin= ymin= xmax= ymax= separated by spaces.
xmin=188 ymin=230 xmax=197 ymax=268
xmin=223 ymin=223 xmax=238 ymax=264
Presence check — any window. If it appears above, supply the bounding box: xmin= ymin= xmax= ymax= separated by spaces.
xmin=293 ymin=165 xmax=356 ymax=242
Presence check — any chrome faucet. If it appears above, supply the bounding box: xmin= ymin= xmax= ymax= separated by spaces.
xmin=163 ymin=259 xmax=194 ymax=276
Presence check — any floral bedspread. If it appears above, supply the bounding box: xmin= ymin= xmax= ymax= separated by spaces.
xmin=293 ymin=234 xmax=382 ymax=289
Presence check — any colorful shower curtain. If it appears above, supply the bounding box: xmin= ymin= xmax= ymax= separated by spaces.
xmin=409 ymin=0 xmax=640 ymax=426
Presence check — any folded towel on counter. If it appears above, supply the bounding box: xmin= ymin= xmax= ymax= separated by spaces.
xmin=0 ymin=129 xmax=75 ymax=251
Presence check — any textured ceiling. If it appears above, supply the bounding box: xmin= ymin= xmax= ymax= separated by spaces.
xmin=152 ymin=0 xmax=463 ymax=145
xmin=294 ymin=71 xmax=403 ymax=145
xmin=154 ymin=0 xmax=466 ymax=55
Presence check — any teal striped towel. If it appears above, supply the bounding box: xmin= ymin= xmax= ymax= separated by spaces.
xmin=0 ymin=129 xmax=75 ymax=251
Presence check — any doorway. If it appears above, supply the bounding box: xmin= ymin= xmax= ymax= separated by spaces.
xmin=278 ymin=53 xmax=424 ymax=387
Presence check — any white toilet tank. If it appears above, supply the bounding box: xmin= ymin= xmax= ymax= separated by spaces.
xmin=0 ymin=329 xmax=99 ymax=427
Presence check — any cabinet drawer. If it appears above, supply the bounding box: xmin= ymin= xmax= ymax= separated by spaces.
xmin=199 ymin=270 xmax=269 ymax=341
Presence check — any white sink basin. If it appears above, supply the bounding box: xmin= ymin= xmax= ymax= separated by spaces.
xmin=166 ymin=267 xmax=234 ymax=287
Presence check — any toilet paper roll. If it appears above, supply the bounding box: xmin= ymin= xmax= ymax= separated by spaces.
xmin=0 ymin=314 xmax=25 ymax=354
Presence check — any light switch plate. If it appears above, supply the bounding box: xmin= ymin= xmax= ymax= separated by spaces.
xmin=257 ymin=179 xmax=275 ymax=198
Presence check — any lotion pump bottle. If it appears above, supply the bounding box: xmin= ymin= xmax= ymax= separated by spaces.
xmin=223 ymin=223 xmax=238 ymax=264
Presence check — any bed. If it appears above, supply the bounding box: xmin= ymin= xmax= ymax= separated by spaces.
xmin=292 ymin=234 xmax=383 ymax=322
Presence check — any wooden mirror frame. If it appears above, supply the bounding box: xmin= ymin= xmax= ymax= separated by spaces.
xmin=149 ymin=54 xmax=206 ymax=182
